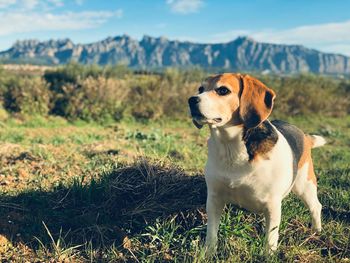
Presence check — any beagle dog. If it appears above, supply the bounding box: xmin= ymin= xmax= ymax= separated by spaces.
xmin=188 ymin=73 xmax=326 ymax=253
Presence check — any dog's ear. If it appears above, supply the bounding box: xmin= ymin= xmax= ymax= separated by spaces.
xmin=192 ymin=119 xmax=203 ymax=129
xmin=239 ymin=75 xmax=276 ymax=128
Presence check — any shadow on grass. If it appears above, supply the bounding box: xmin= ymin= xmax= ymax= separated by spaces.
xmin=1 ymin=158 xmax=349 ymax=261
xmin=0 ymin=159 xmax=207 ymax=253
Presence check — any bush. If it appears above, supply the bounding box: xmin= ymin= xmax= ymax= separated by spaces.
xmin=163 ymin=67 xmax=206 ymax=83
xmin=1 ymin=64 xmax=349 ymax=122
xmin=104 ymin=64 xmax=132 ymax=79
xmin=126 ymin=74 xmax=197 ymax=121
xmin=128 ymin=76 xmax=162 ymax=121
xmin=3 ymin=77 xmax=50 ymax=115
xmin=262 ymin=75 xmax=350 ymax=118
xmin=44 ymin=63 xmax=131 ymax=91
xmin=44 ymin=63 xmax=103 ymax=88
xmin=0 ymin=105 xmax=8 ymax=121
xmin=0 ymin=66 xmax=10 ymax=103
xmin=49 ymin=76 xmax=126 ymax=122
xmin=159 ymin=73 xmax=198 ymax=119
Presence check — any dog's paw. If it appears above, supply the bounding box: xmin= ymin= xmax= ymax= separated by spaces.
xmin=204 ymin=241 xmax=217 ymax=257
xmin=265 ymin=244 xmax=278 ymax=256
xmin=312 ymin=226 xmax=322 ymax=233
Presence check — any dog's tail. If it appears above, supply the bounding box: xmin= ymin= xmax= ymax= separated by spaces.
xmin=307 ymin=135 xmax=327 ymax=148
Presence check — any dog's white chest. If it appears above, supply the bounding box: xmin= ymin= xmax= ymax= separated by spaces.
xmin=206 ymin=160 xmax=271 ymax=212
xmin=205 ymin=131 xmax=293 ymax=213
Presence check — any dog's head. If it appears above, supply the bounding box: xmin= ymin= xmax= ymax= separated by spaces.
xmin=188 ymin=73 xmax=276 ymax=129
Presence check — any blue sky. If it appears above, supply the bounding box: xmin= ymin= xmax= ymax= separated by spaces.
xmin=1 ymin=0 xmax=350 ymax=55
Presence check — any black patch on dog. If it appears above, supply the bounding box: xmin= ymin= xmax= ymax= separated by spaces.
xmin=271 ymin=120 xmax=304 ymax=176
xmin=242 ymin=120 xmax=278 ymax=161
xmin=243 ymin=107 xmax=262 ymax=129
xmin=264 ymin=91 xmax=273 ymax=108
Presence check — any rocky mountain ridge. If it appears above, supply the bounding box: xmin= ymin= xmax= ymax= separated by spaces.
xmin=1 ymin=35 xmax=349 ymax=74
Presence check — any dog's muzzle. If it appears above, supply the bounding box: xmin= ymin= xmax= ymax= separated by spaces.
xmin=188 ymin=96 xmax=204 ymax=129
xmin=188 ymin=96 xmax=204 ymax=119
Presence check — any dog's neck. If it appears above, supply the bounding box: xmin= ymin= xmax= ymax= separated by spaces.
xmin=210 ymin=124 xmax=243 ymax=141
xmin=209 ymin=123 xmax=249 ymax=164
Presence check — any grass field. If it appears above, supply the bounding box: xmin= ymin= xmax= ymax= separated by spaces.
xmin=0 ymin=115 xmax=349 ymax=262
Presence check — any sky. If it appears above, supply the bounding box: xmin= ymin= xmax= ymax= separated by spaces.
xmin=1 ymin=0 xmax=350 ymax=55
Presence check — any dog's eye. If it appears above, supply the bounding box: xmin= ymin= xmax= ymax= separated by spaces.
xmin=215 ymin=86 xmax=230 ymax=96
xmin=198 ymin=86 xmax=204 ymax=94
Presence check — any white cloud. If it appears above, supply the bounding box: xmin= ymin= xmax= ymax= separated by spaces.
xmin=22 ymin=0 xmax=39 ymax=9
xmin=317 ymin=44 xmax=350 ymax=56
xmin=0 ymin=0 xmax=63 ymax=10
xmin=209 ymin=20 xmax=350 ymax=56
xmin=166 ymin=0 xmax=203 ymax=14
xmin=0 ymin=0 xmax=16 ymax=8
xmin=252 ymin=20 xmax=350 ymax=46
xmin=0 ymin=9 xmax=123 ymax=36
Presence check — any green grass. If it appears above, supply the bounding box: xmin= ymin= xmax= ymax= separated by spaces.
xmin=0 ymin=116 xmax=349 ymax=262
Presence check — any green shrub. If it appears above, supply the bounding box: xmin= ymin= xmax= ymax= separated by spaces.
xmin=104 ymin=64 xmax=132 ymax=79
xmin=44 ymin=63 xmax=102 ymax=87
xmin=128 ymin=76 xmax=162 ymax=121
xmin=159 ymin=74 xmax=197 ymax=119
xmin=0 ymin=105 xmax=8 ymax=121
xmin=3 ymin=76 xmax=50 ymax=115
xmin=49 ymin=76 xmax=126 ymax=122
xmin=44 ymin=63 xmax=130 ymax=90
xmin=0 ymin=66 xmax=10 ymax=103
xmin=262 ymin=75 xmax=350 ymax=118
xmin=163 ymin=67 xmax=206 ymax=83
xmin=1 ymin=64 xmax=349 ymax=122
xmin=126 ymin=72 xmax=198 ymax=122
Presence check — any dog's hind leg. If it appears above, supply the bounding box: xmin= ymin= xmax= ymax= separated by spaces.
xmin=292 ymin=161 xmax=322 ymax=232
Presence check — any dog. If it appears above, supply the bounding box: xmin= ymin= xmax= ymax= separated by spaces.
xmin=188 ymin=73 xmax=326 ymax=253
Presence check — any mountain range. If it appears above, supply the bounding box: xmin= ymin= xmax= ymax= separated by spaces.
xmin=1 ymin=35 xmax=350 ymax=74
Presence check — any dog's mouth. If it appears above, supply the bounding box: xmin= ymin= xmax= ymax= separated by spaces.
xmin=192 ymin=114 xmax=222 ymax=125
xmin=190 ymin=107 xmax=222 ymax=126
xmin=212 ymin=118 xmax=222 ymax=123
xmin=191 ymin=115 xmax=222 ymax=129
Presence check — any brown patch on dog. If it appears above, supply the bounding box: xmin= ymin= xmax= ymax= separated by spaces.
xmin=239 ymin=75 xmax=276 ymax=128
xmin=242 ymin=120 xmax=278 ymax=161
xmin=203 ymin=74 xmax=221 ymax=89
xmin=216 ymin=73 xmax=241 ymax=93
xmin=298 ymin=135 xmax=317 ymax=185
xmin=308 ymin=159 xmax=317 ymax=185
xmin=204 ymin=73 xmax=241 ymax=94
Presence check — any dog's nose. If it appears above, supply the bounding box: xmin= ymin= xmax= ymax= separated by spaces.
xmin=188 ymin=96 xmax=200 ymax=106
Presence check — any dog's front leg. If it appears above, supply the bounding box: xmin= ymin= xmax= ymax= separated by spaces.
xmin=264 ymin=201 xmax=282 ymax=253
xmin=205 ymin=192 xmax=225 ymax=253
